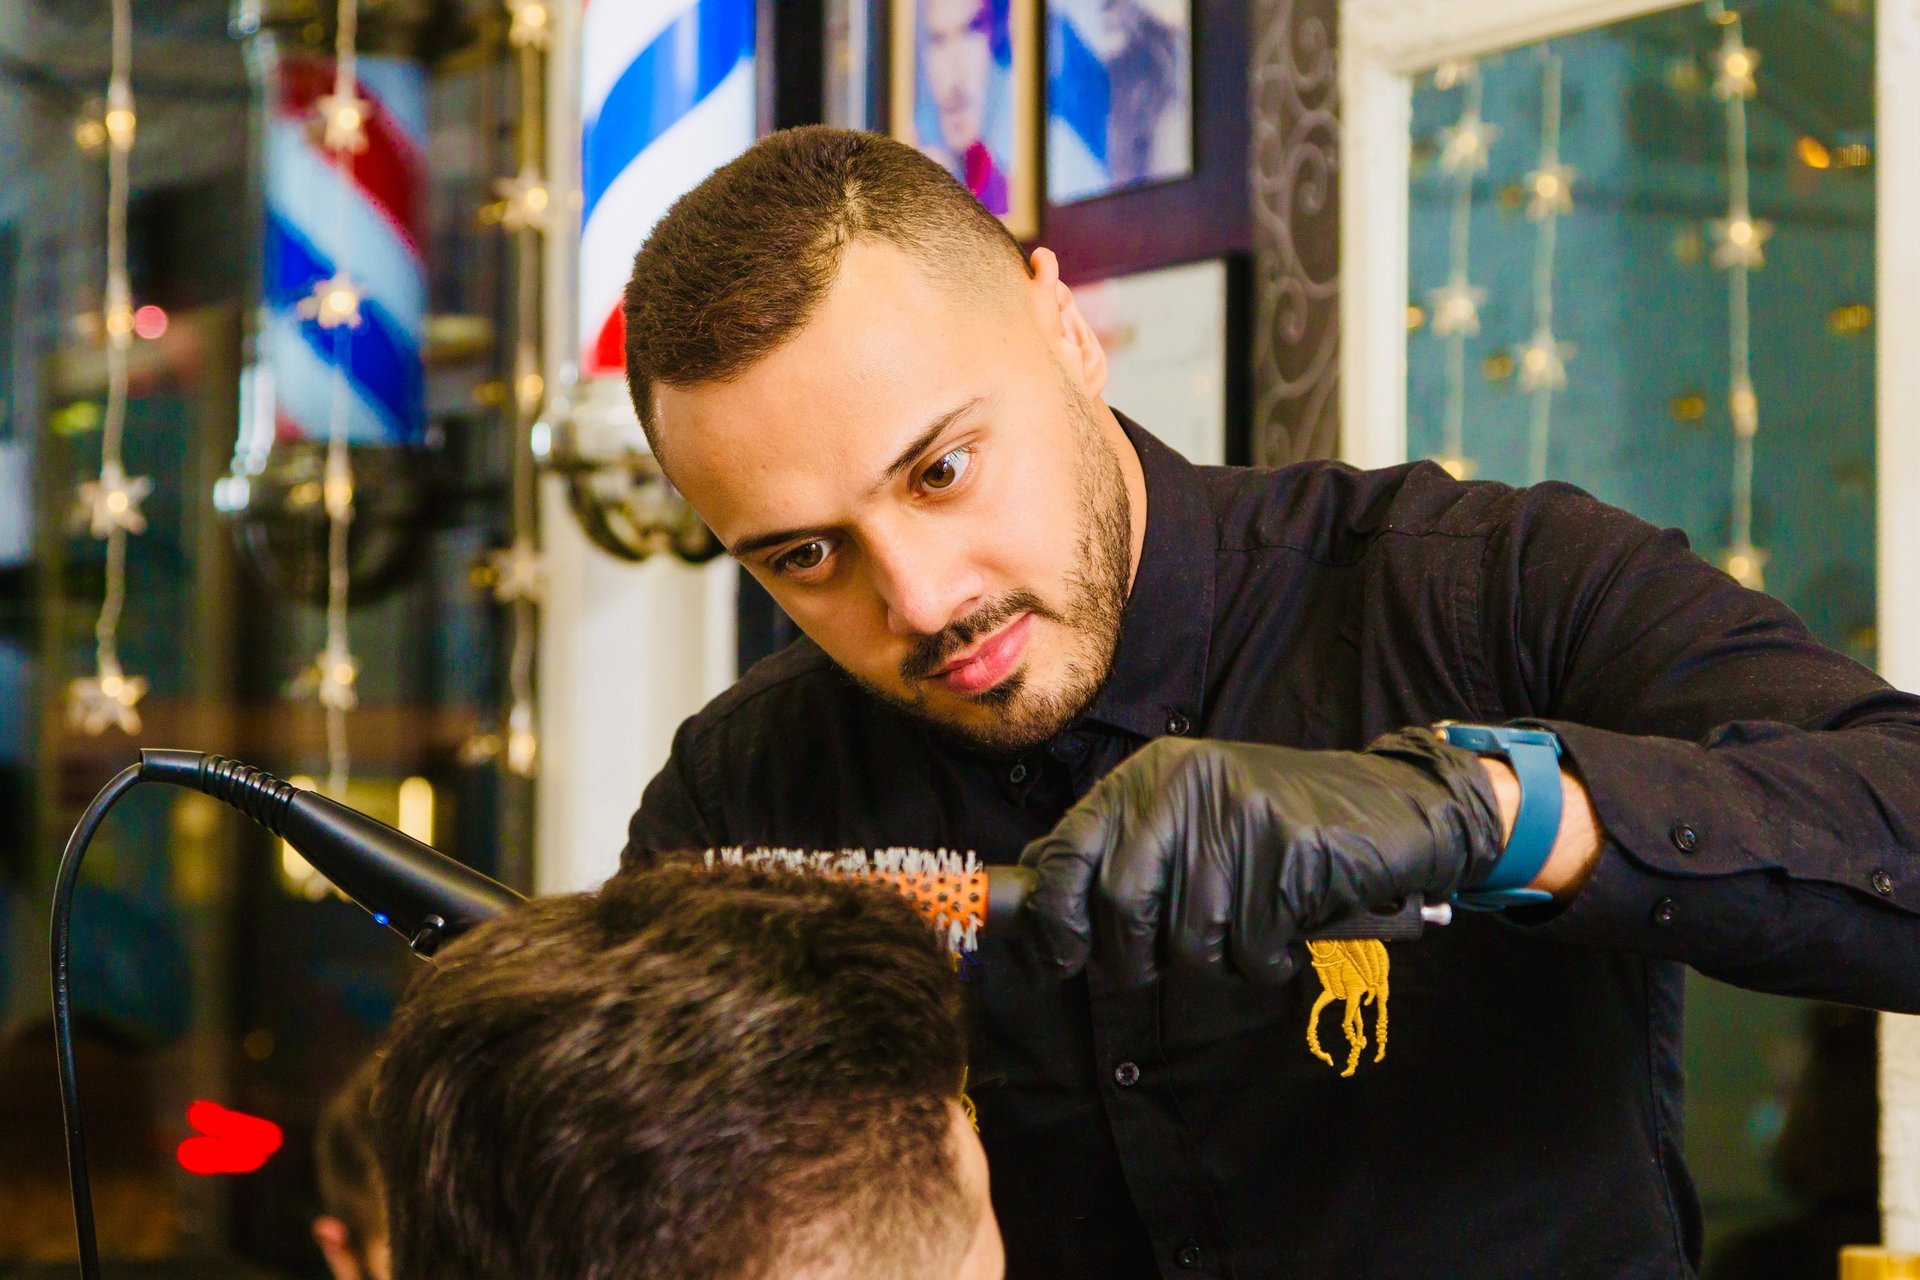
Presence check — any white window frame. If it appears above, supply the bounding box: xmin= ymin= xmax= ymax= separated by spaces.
xmin=1337 ymin=0 xmax=1920 ymax=1251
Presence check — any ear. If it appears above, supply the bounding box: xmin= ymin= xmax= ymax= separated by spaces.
xmin=313 ymin=1215 xmax=365 ymax=1280
xmin=1026 ymin=247 xmax=1109 ymax=401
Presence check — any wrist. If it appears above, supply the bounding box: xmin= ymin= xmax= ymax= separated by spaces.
xmin=1478 ymin=757 xmax=1602 ymax=899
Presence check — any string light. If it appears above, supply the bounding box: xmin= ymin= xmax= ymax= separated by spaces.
xmin=299 ymin=272 xmax=366 ymax=329
xmin=67 ymin=0 xmax=152 ymax=737
xmin=493 ymin=166 xmax=551 ymax=233
xmin=1711 ymin=39 xmax=1759 ymax=100
xmin=1427 ymin=61 xmax=1492 ymax=482
xmin=486 ymin=537 xmax=544 ymax=604
xmin=300 ymin=0 xmax=367 ymax=795
xmin=466 ymin=0 xmax=551 ymax=780
xmin=1706 ymin=2 xmax=1766 ymax=589
xmin=505 ymin=0 xmax=552 ymax=50
xmin=1522 ymin=48 xmax=1574 ymax=483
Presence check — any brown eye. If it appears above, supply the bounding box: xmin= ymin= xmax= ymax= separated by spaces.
xmin=777 ymin=540 xmax=829 ymax=574
xmin=921 ymin=447 xmax=972 ymax=492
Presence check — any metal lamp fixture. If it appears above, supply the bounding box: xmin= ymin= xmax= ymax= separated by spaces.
xmin=531 ymin=374 xmax=721 ymax=564
xmin=533 ymin=0 xmax=756 ymax=566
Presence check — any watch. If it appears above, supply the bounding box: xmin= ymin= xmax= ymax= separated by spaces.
xmin=1436 ymin=722 xmax=1563 ymax=909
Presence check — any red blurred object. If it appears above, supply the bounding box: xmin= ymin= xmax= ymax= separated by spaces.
xmin=133 ymin=304 xmax=168 ymax=340
xmin=176 ymin=1099 xmax=283 ymax=1174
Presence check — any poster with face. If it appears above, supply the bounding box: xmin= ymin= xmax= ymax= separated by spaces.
xmin=1046 ymin=0 xmax=1193 ymax=204
xmin=893 ymin=0 xmax=1038 ymax=237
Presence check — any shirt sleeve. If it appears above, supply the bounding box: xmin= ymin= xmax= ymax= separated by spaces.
xmin=621 ymin=714 xmax=721 ymax=873
xmin=1474 ymin=482 xmax=1920 ymax=1012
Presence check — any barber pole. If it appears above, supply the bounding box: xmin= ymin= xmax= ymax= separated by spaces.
xmin=257 ymin=48 xmax=427 ymax=445
xmin=577 ymin=0 xmax=757 ymax=380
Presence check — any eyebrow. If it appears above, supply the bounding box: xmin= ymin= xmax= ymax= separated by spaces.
xmin=726 ymin=395 xmax=986 ymax=560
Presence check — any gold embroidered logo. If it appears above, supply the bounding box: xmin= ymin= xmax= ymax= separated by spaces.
xmin=1304 ymin=939 xmax=1390 ymax=1076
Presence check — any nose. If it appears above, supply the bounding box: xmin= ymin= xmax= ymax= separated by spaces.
xmin=864 ymin=519 xmax=984 ymax=639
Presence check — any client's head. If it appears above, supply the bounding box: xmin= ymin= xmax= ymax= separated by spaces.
xmin=313 ymin=1056 xmax=390 ymax=1280
xmin=374 ymin=862 xmax=1002 ymax=1280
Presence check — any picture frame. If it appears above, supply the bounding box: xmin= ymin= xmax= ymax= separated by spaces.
xmin=890 ymin=0 xmax=1040 ymax=239
xmin=1073 ymin=255 xmax=1251 ymax=465
xmin=1046 ymin=0 xmax=1195 ymax=206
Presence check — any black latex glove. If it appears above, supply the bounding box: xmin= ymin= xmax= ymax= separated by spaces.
xmin=1018 ymin=728 xmax=1508 ymax=986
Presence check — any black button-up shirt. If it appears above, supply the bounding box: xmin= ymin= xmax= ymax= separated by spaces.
xmin=625 ymin=417 xmax=1920 ymax=1279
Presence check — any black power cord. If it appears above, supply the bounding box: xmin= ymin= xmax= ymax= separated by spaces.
xmin=49 ymin=751 xmax=523 ymax=1279
xmin=50 ymin=763 xmax=142 ymax=1280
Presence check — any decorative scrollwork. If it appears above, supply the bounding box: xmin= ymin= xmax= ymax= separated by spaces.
xmin=1250 ymin=0 xmax=1342 ymax=464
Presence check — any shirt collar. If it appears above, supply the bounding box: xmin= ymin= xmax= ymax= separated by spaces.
xmin=1079 ymin=414 xmax=1216 ymax=740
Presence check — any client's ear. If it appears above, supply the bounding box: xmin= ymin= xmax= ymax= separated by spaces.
xmin=312 ymin=1215 xmax=365 ymax=1280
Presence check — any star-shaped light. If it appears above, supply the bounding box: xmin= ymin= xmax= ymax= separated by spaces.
xmin=1430 ymin=454 xmax=1478 ymax=481
xmin=1712 ymin=40 xmax=1760 ymax=101
xmin=299 ymin=642 xmax=360 ymax=712
xmin=1710 ymin=215 xmax=1774 ymax=269
xmin=104 ymin=81 xmax=136 ymax=152
xmin=1427 ymin=281 xmax=1487 ymax=338
xmin=1719 ymin=541 xmax=1768 ymax=590
xmin=486 ymin=538 xmax=544 ymax=604
xmin=1438 ymin=112 xmax=1499 ymax=175
xmin=506 ymin=0 xmax=552 ymax=49
xmin=505 ymin=700 xmax=538 ymax=778
xmin=324 ymin=466 xmax=356 ymax=521
xmin=76 ymin=462 xmax=153 ymax=538
xmin=315 ymin=88 xmax=371 ymax=154
xmin=299 ymin=273 xmax=365 ymax=329
xmin=493 ymin=166 xmax=552 ymax=233
xmin=1525 ymin=162 xmax=1576 ymax=220
xmin=1516 ymin=329 xmax=1574 ymax=393
xmin=68 ymin=659 xmax=147 ymax=736
xmin=1728 ymin=379 xmax=1760 ymax=438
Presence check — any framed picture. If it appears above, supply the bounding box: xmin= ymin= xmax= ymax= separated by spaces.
xmin=1046 ymin=0 xmax=1194 ymax=205
xmin=1074 ymin=257 xmax=1240 ymax=465
xmin=890 ymin=0 xmax=1039 ymax=239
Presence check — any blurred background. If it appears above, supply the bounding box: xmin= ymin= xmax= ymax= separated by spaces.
xmin=0 ymin=0 xmax=1898 ymax=1274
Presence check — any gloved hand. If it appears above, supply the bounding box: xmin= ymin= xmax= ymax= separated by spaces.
xmin=1018 ymin=728 xmax=1508 ymax=986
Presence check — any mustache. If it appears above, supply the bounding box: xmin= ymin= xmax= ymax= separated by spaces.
xmin=900 ymin=590 xmax=1058 ymax=683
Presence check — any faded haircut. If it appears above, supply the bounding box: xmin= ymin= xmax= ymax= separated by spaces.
xmin=622 ymin=124 xmax=1029 ymax=453
xmin=374 ymin=861 xmax=974 ymax=1280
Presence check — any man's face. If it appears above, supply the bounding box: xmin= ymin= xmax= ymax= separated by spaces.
xmin=654 ymin=241 xmax=1139 ymax=756
xmin=922 ymin=0 xmax=993 ymax=154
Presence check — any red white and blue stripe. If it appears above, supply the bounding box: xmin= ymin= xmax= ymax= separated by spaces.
xmin=578 ymin=0 xmax=756 ymax=379
xmin=260 ymin=51 xmax=427 ymax=444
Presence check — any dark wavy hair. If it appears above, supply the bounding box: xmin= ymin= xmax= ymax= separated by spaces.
xmin=374 ymin=861 xmax=973 ymax=1280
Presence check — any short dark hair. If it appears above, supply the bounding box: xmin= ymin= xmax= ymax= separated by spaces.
xmin=315 ymin=1056 xmax=385 ymax=1250
xmin=374 ymin=862 xmax=973 ymax=1280
xmin=621 ymin=125 xmax=1029 ymax=450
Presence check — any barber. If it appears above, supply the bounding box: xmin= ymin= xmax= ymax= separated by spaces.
xmin=620 ymin=127 xmax=1920 ymax=1280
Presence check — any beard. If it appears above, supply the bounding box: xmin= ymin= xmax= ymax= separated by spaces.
xmin=850 ymin=386 xmax=1133 ymax=756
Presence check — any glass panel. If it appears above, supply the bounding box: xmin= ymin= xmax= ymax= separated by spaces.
xmin=0 ymin=7 xmax=523 ymax=1276
xmin=1406 ymin=1 xmax=1878 ymax=1266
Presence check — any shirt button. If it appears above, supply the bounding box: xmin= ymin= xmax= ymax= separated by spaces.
xmin=1176 ymin=1243 xmax=1204 ymax=1269
xmin=1166 ymin=712 xmax=1192 ymax=736
xmin=1670 ymin=823 xmax=1699 ymax=855
xmin=1652 ymin=897 xmax=1680 ymax=925
xmin=1008 ymin=762 xmax=1028 ymax=785
xmin=1112 ymin=1061 xmax=1141 ymax=1088
xmin=1873 ymin=868 xmax=1895 ymax=896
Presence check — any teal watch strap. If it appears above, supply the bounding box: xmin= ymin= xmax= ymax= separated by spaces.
xmin=1438 ymin=723 xmax=1563 ymax=910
